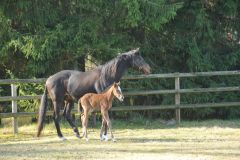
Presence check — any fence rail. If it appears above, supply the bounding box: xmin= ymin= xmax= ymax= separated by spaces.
xmin=0 ymin=70 xmax=240 ymax=134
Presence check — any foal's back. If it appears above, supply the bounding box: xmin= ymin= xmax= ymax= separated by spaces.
xmin=79 ymin=82 xmax=123 ymax=112
xmin=80 ymin=91 xmax=111 ymax=111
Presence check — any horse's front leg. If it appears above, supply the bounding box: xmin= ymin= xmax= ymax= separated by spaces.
xmin=65 ymin=101 xmax=80 ymax=138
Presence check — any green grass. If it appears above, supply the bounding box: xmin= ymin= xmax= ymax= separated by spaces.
xmin=0 ymin=119 xmax=240 ymax=160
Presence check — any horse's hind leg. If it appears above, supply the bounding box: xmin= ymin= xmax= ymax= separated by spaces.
xmin=52 ymin=100 xmax=65 ymax=140
xmin=65 ymin=101 xmax=80 ymax=138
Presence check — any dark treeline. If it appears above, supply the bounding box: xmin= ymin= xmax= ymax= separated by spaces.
xmin=0 ymin=0 xmax=240 ymax=119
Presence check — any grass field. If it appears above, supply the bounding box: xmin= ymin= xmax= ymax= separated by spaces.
xmin=0 ymin=118 xmax=240 ymax=160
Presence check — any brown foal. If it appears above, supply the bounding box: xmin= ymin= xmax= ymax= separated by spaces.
xmin=78 ymin=82 xmax=124 ymax=142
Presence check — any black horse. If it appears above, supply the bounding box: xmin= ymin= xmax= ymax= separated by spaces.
xmin=37 ymin=48 xmax=151 ymax=139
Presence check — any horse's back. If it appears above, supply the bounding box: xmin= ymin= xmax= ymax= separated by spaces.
xmin=45 ymin=68 xmax=101 ymax=100
xmin=45 ymin=70 xmax=81 ymax=99
xmin=67 ymin=69 xmax=102 ymax=99
xmin=46 ymin=70 xmax=76 ymax=86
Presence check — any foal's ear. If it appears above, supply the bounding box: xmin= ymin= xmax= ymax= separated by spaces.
xmin=116 ymin=81 xmax=120 ymax=86
xmin=114 ymin=82 xmax=120 ymax=87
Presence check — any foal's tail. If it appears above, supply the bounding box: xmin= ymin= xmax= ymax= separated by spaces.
xmin=37 ymin=86 xmax=48 ymax=137
xmin=78 ymin=99 xmax=84 ymax=121
xmin=77 ymin=99 xmax=82 ymax=115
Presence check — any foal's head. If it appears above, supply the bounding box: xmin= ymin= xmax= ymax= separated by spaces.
xmin=112 ymin=82 xmax=124 ymax=102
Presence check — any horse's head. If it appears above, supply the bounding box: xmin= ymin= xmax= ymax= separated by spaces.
xmin=112 ymin=82 xmax=124 ymax=102
xmin=130 ymin=48 xmax=151 ymax=74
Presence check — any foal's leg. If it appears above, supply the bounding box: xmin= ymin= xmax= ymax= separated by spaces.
xmin=101 ymin=110 xmax=116 ymax=142
xmin=100 ymin=119 xmax=108 ymax=141
xmin=52 ymin=100 xmax=65 ymax=140
xmin=65 ymin=101 xmax=80 ymax=138
xmin=81 ymin=108 xmax=89 ymax=141
xmin=103 ymin=120 xmax=108 ymax=137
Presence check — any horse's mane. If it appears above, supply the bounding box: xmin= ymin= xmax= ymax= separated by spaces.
xmin=102 ymin=58 xmax=118 ymax=76
xmin=100 ymin=51 xmax=133 ymax=77
xmin=96 ymin=51 xmax=132 ymax=92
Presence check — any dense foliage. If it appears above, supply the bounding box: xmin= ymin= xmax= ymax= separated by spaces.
xmin=0 ymin=0 xmax=239 ymax=119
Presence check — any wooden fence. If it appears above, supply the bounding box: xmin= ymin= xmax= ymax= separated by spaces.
xmin=0 ymin=70 xmax=240 ymax=134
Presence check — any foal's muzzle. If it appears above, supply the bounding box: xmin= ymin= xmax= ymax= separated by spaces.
xmin=118 ymin=95 xmax=124 ymax=102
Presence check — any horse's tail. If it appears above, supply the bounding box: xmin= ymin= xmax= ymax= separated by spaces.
xmin=37 ymin=86 xmax=48 ymax=137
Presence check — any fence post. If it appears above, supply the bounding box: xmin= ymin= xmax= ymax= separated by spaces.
xmin=11 ymin=84 xmax=18 ymax=134
xmin=175 ymin=75 xmax=181 ymax=124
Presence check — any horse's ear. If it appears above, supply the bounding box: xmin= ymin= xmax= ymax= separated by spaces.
xmin=121 ymin=54 xmax=128 ymax=60
xmin=116 ymin=81 xmax=120 ymax=86
xmin=134 ymin=48 xmax=140 ymax=55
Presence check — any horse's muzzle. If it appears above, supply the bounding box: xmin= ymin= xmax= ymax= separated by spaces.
xmin=143 ymin=64 xmax=151 ymax=74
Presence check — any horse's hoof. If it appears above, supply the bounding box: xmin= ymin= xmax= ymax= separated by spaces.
xmin=59 ymin=137 xmax=67 ymax=141
xmin=76 ymin=134 xmax=81 ymax=139
xmin=85 ymin=138 xmax=89 ymax=142
xmin=112 ymin=138 xmax=117 ymax=142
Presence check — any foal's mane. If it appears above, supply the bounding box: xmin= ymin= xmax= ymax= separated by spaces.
xmin=100 ymin=83 xmax=115 ymax=94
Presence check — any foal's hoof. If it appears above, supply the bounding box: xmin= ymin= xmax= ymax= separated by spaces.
xmin=59 ymin=136 xmax=67 ymax=141
xmin=100 ymin=135 xmax=108 ymax=141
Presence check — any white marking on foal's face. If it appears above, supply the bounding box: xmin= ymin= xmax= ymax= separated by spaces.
xmin=118 ymin=86 xmax=122 ymax=93
xmin=116 ymin=85 xmax=124 ymax=102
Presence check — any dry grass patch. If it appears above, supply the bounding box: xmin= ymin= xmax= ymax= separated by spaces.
xmin=0 ymin=119 xmax=240 ymax=160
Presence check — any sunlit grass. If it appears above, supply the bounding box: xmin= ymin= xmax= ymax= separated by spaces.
xmin=0 ymin=119 xmax=240 ymax=160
